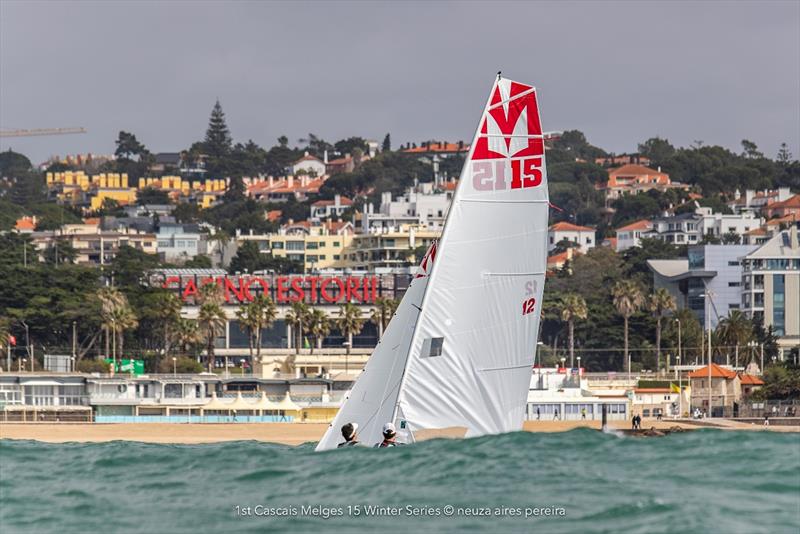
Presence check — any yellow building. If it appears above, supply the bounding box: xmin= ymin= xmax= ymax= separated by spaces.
xmin=236 ymin=221 xmax=354 ymax=272
xmin=347 ymin=224 xmax=440 ymax=269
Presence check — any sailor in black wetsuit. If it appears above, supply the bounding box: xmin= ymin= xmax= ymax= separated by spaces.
xmin=375 ymin=422 xmax=398 ymax=448
xmin=337 ymin=422 xmax=359 ymax=447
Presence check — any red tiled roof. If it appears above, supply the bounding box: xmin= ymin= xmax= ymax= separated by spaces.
xmin=83 ymin=217 xmax=101 ymax=225
xmin=616 ymin=219 xmax=652 ymax=232
xmin=607 ymin=164 xmax=670 ymax=187
xmin=738 ymin=374 xmax=764 ymax=385
xmin=266 ymin=210 xmax=282 ymax=222
xmin=688 ymin=363 xmax=737 ymax=379
xmin=312 ymin=197 xmax=353 ymax=207
xmin=294 ymin=154 xmax=323 ymax=164
xmin=14 ymin=217 xmax=36 ymax=230
xmin=403 ymin=142 xmax=469 ymax=154
xmin=745 ymin=227 xmax=768 ymax=236
xmin=767 ymin=194 xmax=800 ymax=209
xmin=602 ymin=237 xmax=618 ymax=248
xmin=549 ymin=221 xmax=594 ymax=232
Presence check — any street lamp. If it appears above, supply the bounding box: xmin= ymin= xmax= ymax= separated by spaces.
xmin=674 ymin=318 xmax=681 ymax=376
xmin=172 ymin=357 xmax=177 ymax=376
xmin=342 ymin=341 xmax=351 ymax=375
xmin=676 ymin=355 xmax=682 ymax=418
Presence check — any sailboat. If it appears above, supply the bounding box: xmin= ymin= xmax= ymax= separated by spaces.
xmin=316 ymin=74 xmax=549 ymax=450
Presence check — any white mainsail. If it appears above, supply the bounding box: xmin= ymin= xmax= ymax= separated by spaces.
xmin=316 ymin=75 xmax=548 ymax=450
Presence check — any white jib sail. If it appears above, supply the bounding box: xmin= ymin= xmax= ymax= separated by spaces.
xmin=314 ymin=245 xmax=436 ymax=451
xmin=395 ymin=76 xmax=549 ymax=438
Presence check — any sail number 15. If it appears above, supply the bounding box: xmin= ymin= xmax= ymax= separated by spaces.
xmin=473 ymin=158 xmax=543 ymax=191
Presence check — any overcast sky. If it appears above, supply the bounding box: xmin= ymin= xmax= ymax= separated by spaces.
xmin=1 ymin=1 xmax=798 ymax=164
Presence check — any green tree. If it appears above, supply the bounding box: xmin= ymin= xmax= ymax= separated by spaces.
xmin=382 ymin=133 xmax=391 ymax=152
xmin=152 ymin=291 xmax=182 ymax=358
xmin=663 ymin=309 xmax=704 ymax=366
xmin=560 ymin=294 xmax=588 ymax=368
xmin=0 ymin=149 xmax=32 ymax=176
xmin=308 ymin=308 xmax=331 ymax=355
xmin=42 ymin=239 xmax=78 ymax=265
xmin=204 ymin=100 xmax=232 ymax=160
xmin=184 ymin=255 xmax=212 ymax=268
xmin=137 ymin=187 xmax=171 ymax=205
xmin=235 ymin=295 xmax=277 ymax=361
xmin=97 ymin=287 xmax=137 ymax=364
xmin=611 ymin=280 xmax=644 ymax=375
xmin=196 ymin=283 xmax=227 ymax=372
xmin=716 ymin=310 xmax=754 ymax=368
xmin=171 ymin=317 xmax=201 ymax=357
xmin=638 ymin=137 xmax=675 ymax=165
xmin=776 ymin=143 xmax=792 ymax=166
xmin=113 ymin=131 xmax=152 ymax=178
xmin=741 ymin=139 xmax=763 ymax=159
xmin=229 ymin=240 xmax=267 ymax=273
xmin=646 ymin=288 xmax=676 ymax=372
xmin=338 ymin=303 xmax=364 ymax=356
xmin=370 ymin=297 xmax=398 ymax=339
xmin=285 ymin=302 xmax=311 ymax=354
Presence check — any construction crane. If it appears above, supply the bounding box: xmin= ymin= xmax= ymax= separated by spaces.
xmin=0 ymin=127 xmax=87 ymax=138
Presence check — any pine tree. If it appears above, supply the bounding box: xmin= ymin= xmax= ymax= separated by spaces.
xmin=382 ymin=133 xmax=391 ymax=152
xmin=204 ymin=100 xmax=232 ymax=160
xmin=777 ymin=143 xmax=792 ymax=166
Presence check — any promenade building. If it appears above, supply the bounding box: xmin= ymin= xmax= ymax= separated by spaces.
xmin=346 ymin=224 xmax=440 ymax=270
xmin=526 ymin=369 xmax=630 ymax=421
xmin=645 ymin=207 xmax=762 ymax=246
xmin=597 ymin=164 xmax=689 ymax=203
xmin=30 ymin=222 xmax=157 ymax=265
xmin=156 ymin=223 xmax=210 ymax=264
xmin=548 ymin=222 xmax=596 ymax=254
xmin=727 ymin=187 xmax=793 ymax=215
xmin=648 ymin=244 xmax=759 ymax=329
xmin=615 ymin=219 xmax=653 ymax=251
xmin=235 ymin=220 xmax=354 ymax=272
xmin=360 ymin=183 xmax=455 ymax=233
xmin=740 ymin=226 xmax=800 ymax=358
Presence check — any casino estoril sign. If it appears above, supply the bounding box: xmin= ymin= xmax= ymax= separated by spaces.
xmin=162 ymin=275 xmax=380 ymax=305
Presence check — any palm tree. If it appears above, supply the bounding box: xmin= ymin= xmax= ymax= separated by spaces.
xmin=370 ymin=297 xmax=398 ymax=339
xmin=611 ymin=280 xmax=644 ymax=376
xmin=236 ymin=295 xmax=278 ymax=361
xmin=153 ymin=291 xmax=182 ymax=365
xmin=308 ymin=309 xmax=331 ymax=354
xmin=209 ymin=229 xmax=230 ymax=267
xmin=97 ymin=287 xmax=125 ymax=362
xmin=560 ymin=294 xmax=588 ymax=369
xmin=338 ymin=303 xmax=364 ymax=356
xmin=171 ymin=318 xmax=200 ymax=357
xmin=97 ymin=287 xmax=136 ymax=365
xmin=646 ymin=288 xmax=676 ymax=373
xmin=285 ymin=302 xmax=311 ymax=354
xmin=717 ymin=310 xmax=753 ymax=368
xmin=197 ymin=283 xmax=227 ymax=373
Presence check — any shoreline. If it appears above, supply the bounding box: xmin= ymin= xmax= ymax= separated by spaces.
xmin=2 ymin=419 xmax=798 ymax=445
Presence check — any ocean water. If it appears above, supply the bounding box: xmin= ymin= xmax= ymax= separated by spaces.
xmin=1 ymin=429 xmax=799 ymax=534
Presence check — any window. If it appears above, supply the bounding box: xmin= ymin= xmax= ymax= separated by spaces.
xmin=728 ymin=261 xmax=739 ymax=266
xmin=286 ymin=241 xmax=304 ymax=251
xmin=333 ymin=241 xmax=340 ymax=247
xmin=272 ymin=242 xmax=284 ymax=249
xmin=728 ymin=282 xmax=740 ymax=287
xmin=422 ymin=337 xmax=444 ymax=358
xmin=333 ymin=255 xmax=340 ymax=260
xmin=306 ymin=242 xmax=318 ymax=250
xmin=549 ymin=237 xmax=554 ymax=244
xmin=307 ymin=255 xmax=317 ymax=262
xmin=586 ymin=237 xmax=592 ymax=244
xmin=319 ymin=255 xmax=326 ymax=260
xmin=773 ymin=275 xmax=785 ymax=336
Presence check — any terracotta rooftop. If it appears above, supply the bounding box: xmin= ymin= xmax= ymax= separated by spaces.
xmin=738 ymin=373 xmax=765 ymax=385
xmin=266 ymin=210 xmax=282 ymax=222
xmin=688 ymin=363 xmax=737 ymax=379
xmin=767 ymin=194 xmax=800 ymax=209
xmin=617 ymin=219 xmax=652 ymax=232
xmin=549 ymin=221 xmax=594 ymax=232
xmin=403 ymin=142 xmax=469 ymax=154
xmin=312 ymin=197 xmax=353 ymax=207
xmin=14 ymin=217 xmax=36 ymax=231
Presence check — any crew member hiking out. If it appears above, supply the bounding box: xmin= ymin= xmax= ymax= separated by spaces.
xmin=338 ymin=422 xmax=359 ymax=447
xmin=375 ymin=422 xmax=398 ymax=448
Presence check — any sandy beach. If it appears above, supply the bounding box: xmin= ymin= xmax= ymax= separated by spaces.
xmin=2 ymin=419 xmax=797 ymax=445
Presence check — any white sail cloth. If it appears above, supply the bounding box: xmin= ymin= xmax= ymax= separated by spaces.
xmin=316 ymin=76 xmax=548 ymax=450
xmin=396 ymin=76 xmax=548 ymax=438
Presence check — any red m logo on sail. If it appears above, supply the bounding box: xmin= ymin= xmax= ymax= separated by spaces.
xmin=472 ymin=82 xmax=544 ymax=161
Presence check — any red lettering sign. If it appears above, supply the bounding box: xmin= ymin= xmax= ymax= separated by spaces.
xmin=163 ymin=275 xmax=379 ymax=305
